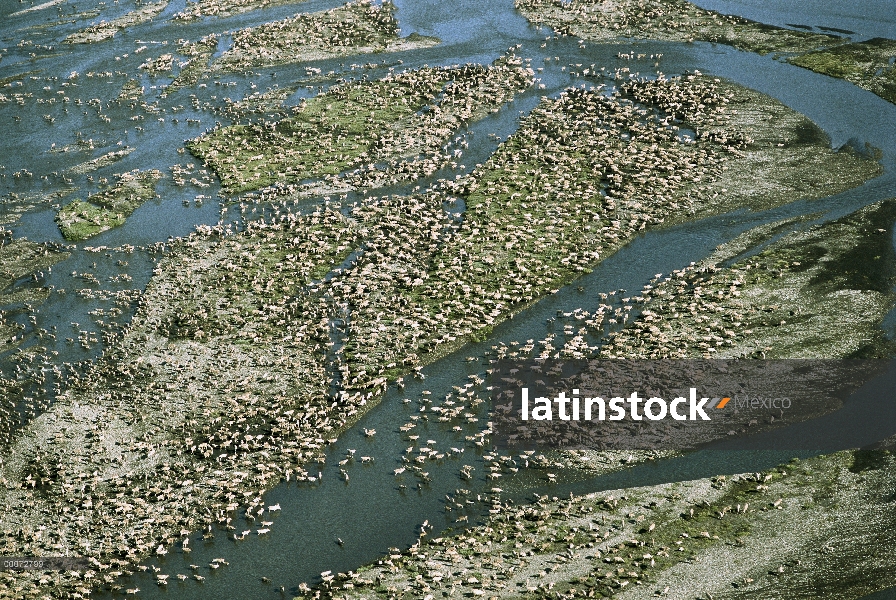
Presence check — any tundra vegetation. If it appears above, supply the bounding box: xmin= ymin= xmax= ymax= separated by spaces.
xmin=188 ymin=55 xmax=534 ymax=193
xmin=55 ymin=170 xmax=163 ymax=240
xmin=1 ymin=68 xmax=887 ymax=598
xmin=516 ymin=0 xmax=896 ymax=105
xmin=209 ymin=1 xmax=440 ymax=73
xmin=64 ymin=1 xmax=169 ymax=44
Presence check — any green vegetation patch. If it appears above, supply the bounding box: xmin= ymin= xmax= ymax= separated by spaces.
xmin=188 ymin=76 xmax=439 ymax=192
xmin=87 ymin=169 xmax=162 ymax=214
xmin=55 ymin=170 xmax=162 ymax=240
xmin=188 ymin=58 xmax=530 ymax=193
xmin=64 ymin=1 xmax=168 ymax=44
xmin=805 ymin=199 xmax=896 ymax=293
xmin=55 ymin=200 xmax=126 ymax=241
xmin=790 ymin=37 xmax=896 ymax=104
xmin=210 ymin=1 xmax=436 ymax=72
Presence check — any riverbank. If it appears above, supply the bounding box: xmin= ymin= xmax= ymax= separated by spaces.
xmin=294 ymin=448 xmax=895 ymax=599
xmin=295 ymin=199 xmax=896 ymax=599
xmin=515 ymin=0 xmax=896 ymax=107
xmin=209 ymin=1 xmax=439 ymax=73
xmin=597 ymin=199 xmax=896 ymax=359
xmin=788 ymin=38 xmax=896 ymax=105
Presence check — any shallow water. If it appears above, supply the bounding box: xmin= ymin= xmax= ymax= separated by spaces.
xmin=93 ymin=179 xmax=896 ymax=597
xmin=2 ymin=0 xmax=896 ymax=597
xmin=691 ymin=0 xmax=896 ymax=40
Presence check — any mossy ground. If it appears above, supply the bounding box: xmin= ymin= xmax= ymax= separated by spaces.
xmin=54 ymin=170 xmax=162 ymax=240
xmin=64 ymin=1 xmax=168 ymax=44
xmin=789 ymin=38 xmax=896 ymax=104
xmin=515 ymin=0 xmax=839 ymax=54
xmin=516 ymin=0 xmax=896 ymax=106
xmin=188 ymin=58 xmax=531 ymax=194
xmin=66 ymin=147 xmax=134 ymax=176
xmin=55 ymin=200 xmax=126 ymax=241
